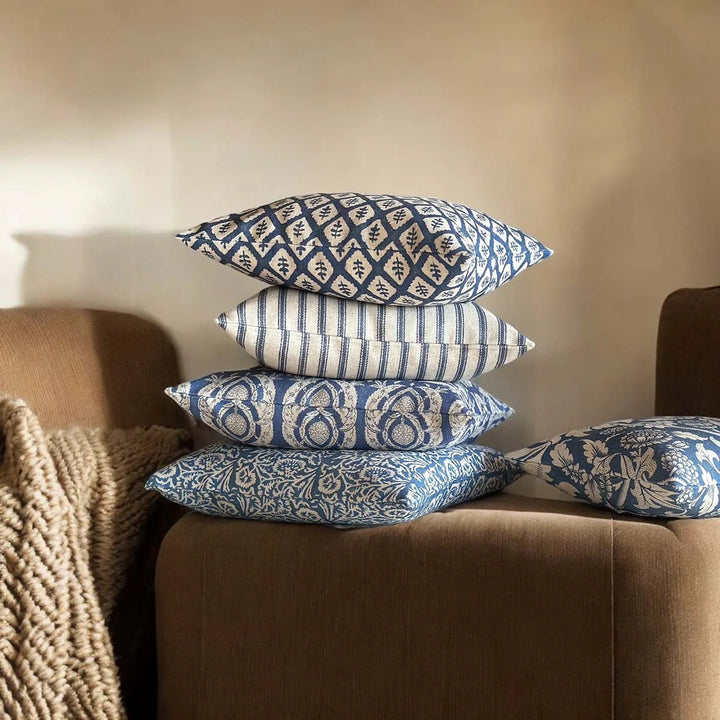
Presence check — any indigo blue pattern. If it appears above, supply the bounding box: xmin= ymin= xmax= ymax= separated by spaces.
xmin=217 ymin=287 xmax=533 ymax=381
xmin=508 ymin=417 xmax=720 ymax=518
xmin=166 ymin=368 xmax=512 ymax=451
xmin=177 ymin=192 xmax=552 ymax=306
xmin=145 ymin=443 xmax=520 ymax=526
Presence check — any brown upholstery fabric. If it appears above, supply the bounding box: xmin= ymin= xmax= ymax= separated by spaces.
xmin=0 ymin=307 xmax=187 ymax=720
xmin=0 ymin=306 xmax=186 ymax=430
xmin=655 ymin=285 xmax=720 ymax=417
xmin=157 ymin=495 xmax=615 ymax=720
xmin=613 ymin=517 xmax=720 ymax=719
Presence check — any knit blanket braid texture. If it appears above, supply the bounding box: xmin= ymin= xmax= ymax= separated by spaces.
xmin=0 ymin=396 xmax=188 ymax=720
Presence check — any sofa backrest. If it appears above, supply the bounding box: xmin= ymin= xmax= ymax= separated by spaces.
xmin=656 ymin=286 xmax=720 ymax=417
xmin=0 ymin=306 xmax=186 ymax=429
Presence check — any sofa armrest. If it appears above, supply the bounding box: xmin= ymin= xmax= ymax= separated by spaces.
xmin=655 ymin=286 xmax=720 ymax=417
xmin=0 ymin=306 xmax=188 ymax=719
xmin=0 ymin=306 xmax=186 ymax=429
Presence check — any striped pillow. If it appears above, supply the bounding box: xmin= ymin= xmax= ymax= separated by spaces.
xmin=165 ymin=368 xmax=513 ymax=451
xmin=217 ymin=287 xmax=534 ymax=381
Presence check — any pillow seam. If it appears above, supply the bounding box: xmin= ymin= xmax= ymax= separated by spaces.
xmin=170 ymin=391 xmax=505 ymax=419
xmin=224 ymin=324 xmax=527 ymax=348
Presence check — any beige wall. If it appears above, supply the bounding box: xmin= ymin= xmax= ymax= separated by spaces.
xmin=1 ymin=0 xmax=719 ymax=495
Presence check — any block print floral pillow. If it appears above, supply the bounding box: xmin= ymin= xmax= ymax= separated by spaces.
xmin=507 ymin=417 xmax=720 ymax=518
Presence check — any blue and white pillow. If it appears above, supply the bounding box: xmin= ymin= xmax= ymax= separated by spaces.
xmin=508 ymin=416 xmax=720 ymax=518
xmin=177 ymin=192 xmax=552 ymax=306
xmin=145 ymin=443 xmax=520 ymax=526
xmin=166 ymin=368 xmax=512 ymax=451
xmin=217 ymin=287 xmax=534 ymax=381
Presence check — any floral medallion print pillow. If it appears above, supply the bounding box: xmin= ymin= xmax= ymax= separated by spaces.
xmin=217 ymin=287 xmax=534 ymax=381
xmin=177 ymin=192 xmax=552 ymax=306
xmin=166 ymin=368 xmax=512 ymax=451
xmin=507 ymin=417 xmax=720 ymax=518
xmin=145 ymin=443 xmax=521 ymax=526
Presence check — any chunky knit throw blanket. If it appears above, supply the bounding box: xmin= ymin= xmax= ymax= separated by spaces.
xmin=0 ymin=397 xmax=188 ymax=719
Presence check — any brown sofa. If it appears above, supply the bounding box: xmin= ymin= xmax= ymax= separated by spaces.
xmin=2 ymin=287 xmax=720 ymax=719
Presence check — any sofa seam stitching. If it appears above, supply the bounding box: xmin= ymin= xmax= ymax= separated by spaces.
xmin=198 ymin=545 xmax=208 ymax=719
xmin=170 ymin=390 xmax=510 ymax=419
xmin=611 ymin=517 xmax=616 ymax=720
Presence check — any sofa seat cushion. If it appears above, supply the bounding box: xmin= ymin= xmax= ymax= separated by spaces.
xmin=155 ymin=492 xmax=720 ymax=719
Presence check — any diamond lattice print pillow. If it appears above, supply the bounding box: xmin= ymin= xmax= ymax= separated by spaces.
xmin=177 ymin=192 xmax=552 ymax=305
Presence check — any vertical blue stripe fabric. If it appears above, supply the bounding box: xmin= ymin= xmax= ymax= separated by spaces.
xmin=357 ymin=301 xmax=369 ymax=378
xmin=237 ymin=301 xmax=247 ymax=347
xmin=435 ymin=304 xmax=448 ymax=381
xmin=278 ymin=286 xmax=289 ymax=371
xmin=297 ymin=290 xmax=309 ymax=375
xmin=454 ymin=303 xmax=468 ymax=381
xmin=397 ymin=303 xmax=409 ymax=374
xmin=255 ymin=289 xmax=267 ymax=365
xmin=473 ymin=302 xmax=488 ymax=378
xmin=337 ymin=298 xmax=349 ymax=377
xmin=416 ymin=305 xmax=429 ymax=379
xmin=217 ymin=287 xmax=534 ymax=381
xmin=496 ymin=306 xmax=508 ymax=369
xmin=316 ymin=292 xmax=329 ymax=377
xmin=377 ymin=305 xmax=390 ymax=378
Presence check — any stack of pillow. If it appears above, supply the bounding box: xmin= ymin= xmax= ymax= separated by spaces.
xmin=146 ymin=192 xmax=553 ymax=526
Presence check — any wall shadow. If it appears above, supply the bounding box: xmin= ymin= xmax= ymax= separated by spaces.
xmin=15 ymin=230 xmax=265 ymax=381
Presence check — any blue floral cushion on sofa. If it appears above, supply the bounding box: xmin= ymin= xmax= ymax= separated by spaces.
xmin=145 ymin=443 xmax=520 ymax=526
xmin=507 ymin=417 xmax=720 ymax=518
xmin=166 ymin=368 xmax=512 ymax=451
xmin=217 ymin=287 xmax=534 ymax=381
xmin=177 ymin=192 xmax=552 ymax=306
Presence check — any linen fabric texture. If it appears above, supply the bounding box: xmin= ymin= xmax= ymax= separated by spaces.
xmin=217 ymin=287 xmax=533 ymax=381
xmin=145 ymin=443 xmax=520 ymax=527
xmin=166 ymin=368 xmax=512 ymax=451
xmin=508 ymin=416 xmax=720 ymax=518
xmin=177 ymin=192 xmax=552 ymax=306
